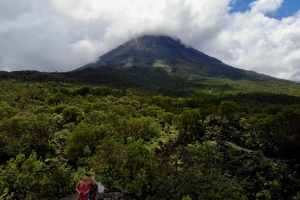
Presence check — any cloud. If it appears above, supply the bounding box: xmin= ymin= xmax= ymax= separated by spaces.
xmin=0 ymin=0 xmax=300 ymax=81
xmin=250 ymin=0 xmax=283 ymax=13
xmin=203 ymin=4 xmax=300 ymax=81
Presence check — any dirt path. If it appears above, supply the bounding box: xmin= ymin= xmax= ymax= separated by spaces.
xmin=224 ymin=141 xmax=254 ymax=153
xmin=208 ymin=140 xmax=298 ymax=162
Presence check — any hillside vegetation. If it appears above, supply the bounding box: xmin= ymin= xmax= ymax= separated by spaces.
xmin=1 ymin=76 xmax=300 ymax=199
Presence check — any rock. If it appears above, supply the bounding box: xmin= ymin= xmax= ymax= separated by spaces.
xmin=96 ymin=182 xmax=106 ymax=193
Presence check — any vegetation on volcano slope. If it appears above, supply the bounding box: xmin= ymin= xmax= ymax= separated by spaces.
xmin=1 ymin=79 xmax=300 ymax=199
xmin=2 ymin=68 xmax=300 ymax=98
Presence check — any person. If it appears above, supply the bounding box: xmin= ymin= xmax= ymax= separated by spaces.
xmin=89 ymin=176 xmax=99 ymax=200
xmin=76 ymin=174 xmax=91 ymax=200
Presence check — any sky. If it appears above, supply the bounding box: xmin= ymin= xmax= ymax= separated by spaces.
xmin=1 ymin=0 xmax=300 ymax=81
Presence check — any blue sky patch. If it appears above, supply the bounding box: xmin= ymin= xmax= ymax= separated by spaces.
xmin=230 ymin=0 xmax=300 ymax=19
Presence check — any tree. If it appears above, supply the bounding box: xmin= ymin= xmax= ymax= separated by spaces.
xmin=62 ymin=106 xmax=84 ymax=123
xmin=0 ymin=153 xmax=71 ymax=199
xmin=218 ymin=101 xmax=238 ymax=119
xmin=0 ymin=105 xmax=18 ymax=120
xmin=173 ymin=109 xmax=203 ymax=142
xmin=121 ymin=116 xmax=160 ymax=142
xmin=65 ymin=122 xmax=100 ymax=162
xmin=26 ymin=113 xmax=55 ymax=159
xmin=0 ymin=116 xmax=31 ymax=156
xmin=91 ymin=140 xmax=155 ymax=197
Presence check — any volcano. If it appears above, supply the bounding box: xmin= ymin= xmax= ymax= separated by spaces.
xmin=1 ymin=35 xmax=295 ymax=96
xmin=74 ymin=35 xmax=268 ymax=80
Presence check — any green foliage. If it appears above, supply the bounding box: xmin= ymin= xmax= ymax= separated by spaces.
xmin=48 ymin=92 xmax=69 ymax=105
xmin=0 ymin=114 xmax=54 ymax=160
xmin=0 ymin=105 xmax=18 ymax=120
xmin=65 ymin=122 xmax=105 ymax=163
xmin=173 ymin=109 xmax=203 ymax=142
xmin=62 ymin=106 xmax=84 ymax=123
xmin=256 ymin=105 xmax=300 ymax=158
xmin=218 ymin=100 xmax=238 ymax=119
xmin=1 ymin=79 xmax=300 ymax=199
xmin=0 ymin=153 xmax=71 ymax=199
xmin=182 ymin=195 xmax=192 ymax=200
xmin=125 ymin=116 xmax=160 ymax=141
xmin=1 ymin=115 xmax=31 ymax=156
xmin=90 ymin=140 xmax=155 ymax=197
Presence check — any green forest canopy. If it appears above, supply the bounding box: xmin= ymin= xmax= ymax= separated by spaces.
xmin=1 ymin=79 xmax=300 ymax=199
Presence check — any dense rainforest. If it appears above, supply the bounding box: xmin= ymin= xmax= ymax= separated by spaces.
xmin=1 ymin=77 xmax=300 ymax=200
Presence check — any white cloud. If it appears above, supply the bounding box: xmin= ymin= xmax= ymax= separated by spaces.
xmin=191 ymin=0 xmax=300 ymax=81
xmin=250 ymin=0 xmax=283 ymax=13
xmin=0 ymin=0 xmax=300 ymax=81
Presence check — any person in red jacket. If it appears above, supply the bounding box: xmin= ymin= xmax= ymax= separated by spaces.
xmin=76 ymin=174 xmax=91 ymax=200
